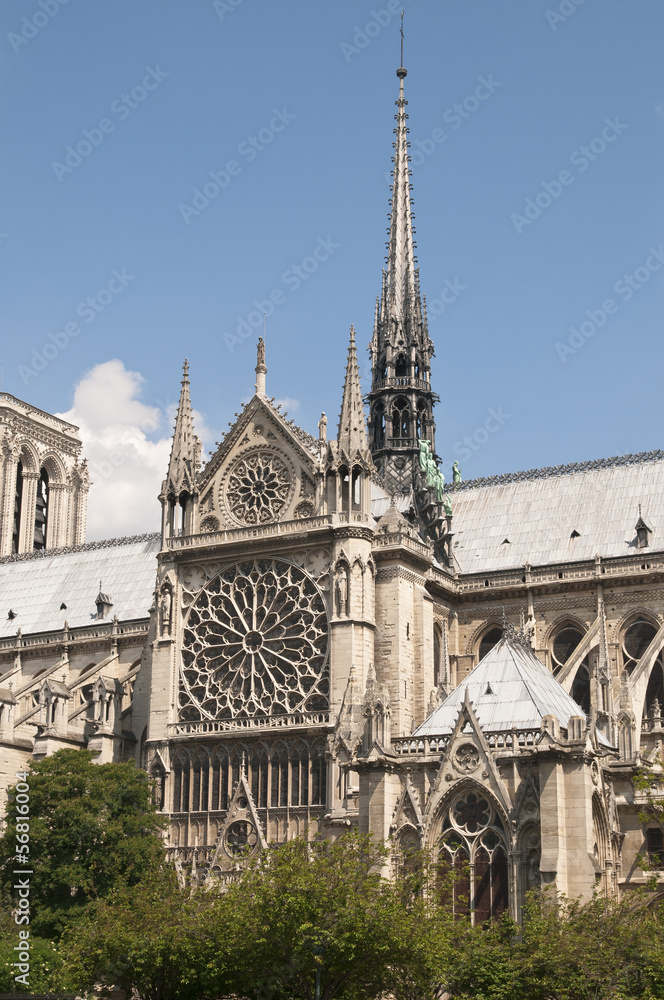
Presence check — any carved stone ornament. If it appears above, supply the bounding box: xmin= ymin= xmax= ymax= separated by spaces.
xmin=222 ymin=448 xmax=294 ymax=526
xmin=454 ymin=742 xmax=480 ymax=773
xmin=179 ymin=558 xmax=329 ymax=721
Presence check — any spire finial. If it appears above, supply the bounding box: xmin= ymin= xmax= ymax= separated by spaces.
xmin=182 ymin=358 xmax=189 ymax=382
xmin=255 ymin=337 xmax=267 ymax=397
xmin=399 ymin=10 xmax=405 ymax=72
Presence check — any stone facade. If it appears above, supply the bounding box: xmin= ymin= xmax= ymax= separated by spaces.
xmin=1 ymin=62 xmax=663 ymax=922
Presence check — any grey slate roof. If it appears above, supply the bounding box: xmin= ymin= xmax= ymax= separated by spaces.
xmin=413 ymin=636 xmax=586 ymax=737
xmin=451 ymin=453 xmax=664 ymax=572
xmin=0 ymin=534 xmax=159 ymax=637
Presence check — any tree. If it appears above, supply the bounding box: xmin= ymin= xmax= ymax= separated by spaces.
xmin=204 ymin=831 xmax=451 ymax=1000
xmin=56 ymin=863 xmax=223 ymax=1000
xmin=0 ymin=749 xmax=166 ymax=938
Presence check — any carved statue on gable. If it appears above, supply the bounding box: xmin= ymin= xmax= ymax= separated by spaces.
xmin=452 ymin=460 xmax=461 ymax=483
xmin=318 ymin=412 xmax=327 ymax=442
xmin=257 ymin=337 xmax=266 ymax=367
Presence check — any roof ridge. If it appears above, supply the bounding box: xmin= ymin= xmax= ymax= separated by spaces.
xmin=447 ymin=449 xmax=664 ymax=494
xmin=0 ymin=532 xmax=160 ymax=565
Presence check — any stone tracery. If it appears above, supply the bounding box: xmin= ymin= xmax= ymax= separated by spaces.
xmin=224 ymin=450 xmax=293 ymax=525
xmin=179 ymin=559 xmax=329 ymax=721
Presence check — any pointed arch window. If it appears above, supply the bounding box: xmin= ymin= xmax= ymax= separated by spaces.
xmin=250 ymin=746 xmax=269 ymax=809
xmin=310 ymin=743 xmax=327 ymax=807
xmin=571 ymin=664 xmax=591 ymax=714
xmin=392 ymin=397 xmax=410 ymax=439
xmin=550 ymin=623 xmax=585 ymax=676
xmin=12 ymin=461 xmax=23 ymax=554
xmin=478 ymin=626 xmax=502 ymax=662
xmin=271 ymin=745 xmax=289 ymax=807
xmin=373 ymin=403 xmax=385 ymax=447
xmin=394 ymin=354 xmax=409 ymax=378
xmin=622 ymin=618 xmax=658 ymax=675
xmin=34 ymin=467 xmax=49 ymax=550
xmin=416 ymin=400 xmax=428 ymax=441
xmin=437 ymin=790 xmax=508 ymax=923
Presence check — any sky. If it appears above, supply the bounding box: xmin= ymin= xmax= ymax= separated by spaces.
xmin=1 ymin=0 xmax=663 ymax=539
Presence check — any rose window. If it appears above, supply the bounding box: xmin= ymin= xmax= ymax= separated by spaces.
xmin=225 ymin=820 xmax=258 ymax=856
xmin=453 ymin=792 xmax=491 ymax=834
xmin=180 ymin=559 xmax=329 ymax=720
xmin=224 ymin=450 xmax=293 ymax=525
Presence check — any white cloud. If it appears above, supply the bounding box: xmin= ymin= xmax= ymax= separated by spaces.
xmin=274 ymin=397 xmax=300 ymax=413
xmin=57 ymin=360 xmax=217 ymax=541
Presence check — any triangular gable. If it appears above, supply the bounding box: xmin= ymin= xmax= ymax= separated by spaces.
xmin=390 ymin=775 xmax=424 ymax=834
xmin=199 ymin=394 xmax=319 ymax=494
xmin=425 ymin=689 xmax=512 ymax=834
xmin=208 ymin=771 xmax=267 ymax=873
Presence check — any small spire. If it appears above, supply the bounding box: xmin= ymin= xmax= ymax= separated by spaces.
xmin=337 ymin=325 xmax=369 ymax=455
xmin=165 ymin=359 xmax=197 ymax=496
xmin=255 ymin=337 xmax=267 ymax=397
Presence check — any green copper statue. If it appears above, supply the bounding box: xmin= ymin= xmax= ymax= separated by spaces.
xmin=452 ymin=460 xmax=461 ymax=484
xmin=418 ymin=438 xmax=430 ymax=472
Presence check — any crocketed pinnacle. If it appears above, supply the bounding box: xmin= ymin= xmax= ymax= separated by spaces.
xmin=337 ymin=326 xmax=369 ymax=456
xmin=165 ymin=359 xmax=197 ymax=496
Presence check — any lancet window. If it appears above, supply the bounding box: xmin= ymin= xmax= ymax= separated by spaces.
xmin=392 ymin=397 xmax=410 ymax=439
xmin=34 ymin=467 xmax=49 ymax=550
xmin=171 ymin=740 xmax=327 ymax=814
xmin=436 ymin=789 xmax=509 ymax=924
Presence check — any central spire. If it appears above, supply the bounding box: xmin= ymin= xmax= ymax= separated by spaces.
xmin=367 ymin=57 xmax=438 ymax=495
xmin=385 ymin=64 xmax=419 ymax=327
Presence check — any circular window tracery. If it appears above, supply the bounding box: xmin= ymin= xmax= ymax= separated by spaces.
xmin=453 ymin=791 xmax=491 ymax=834
xmin=180 ymin=559 xmax=329 ymax=721
xmin=223 ymin=450 xmax=294 ymax=526
xmin=551 ymin=625 xmax=584 ymax=675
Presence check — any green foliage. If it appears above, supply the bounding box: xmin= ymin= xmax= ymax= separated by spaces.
xmin=202 ymin=831 xmax=451 ymax=1000
xmin=56 ymin=863 xmax=220 ymax=1000
xmin=0 ymin=748 xmax=166 ymax=938
xmin=444 ymin=888 xmax=664 ymax=1000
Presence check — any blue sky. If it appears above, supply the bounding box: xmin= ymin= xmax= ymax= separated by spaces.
xmin=1 ymin=0 xmax=663 ymax=534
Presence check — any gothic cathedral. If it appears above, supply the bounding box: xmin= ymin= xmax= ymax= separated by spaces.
xmin=1 ymin=60 xmax=664 ymax=922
